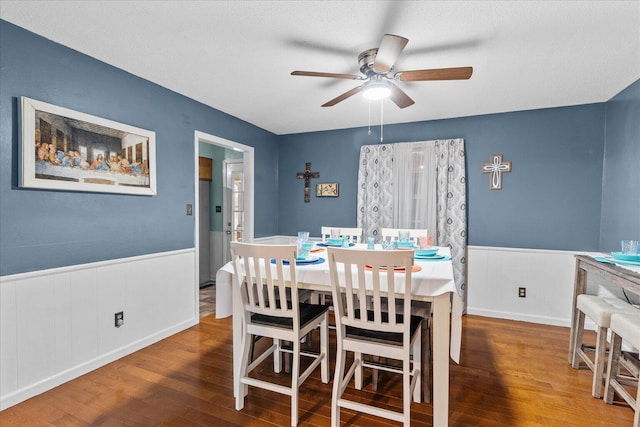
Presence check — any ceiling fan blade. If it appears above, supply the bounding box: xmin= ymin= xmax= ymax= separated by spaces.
xmin=372 ymin=34 xmax=409 ymax=73
xmin=322 ymin=86 xmax=362 ymax=107
xmin=396 ymin=66 xmax=473 ymax=82
xmin=291 ymin=71 xmax=363 ymax=80
xmin=389 ymin=84 xmax=415 ymax=109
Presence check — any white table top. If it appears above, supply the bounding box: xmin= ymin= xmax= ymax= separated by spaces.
xmin=215 ymin=244 xmax=462 ymax=362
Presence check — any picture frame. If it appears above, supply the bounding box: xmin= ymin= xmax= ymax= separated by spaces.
xmin=20 ymin=96 xmax=157 ymax=196
xmin=316 ymin=182 xmax=339 ymax=197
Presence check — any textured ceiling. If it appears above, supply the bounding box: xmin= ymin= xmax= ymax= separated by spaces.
xmin=1 ymin=1 xmax=639 ymax=135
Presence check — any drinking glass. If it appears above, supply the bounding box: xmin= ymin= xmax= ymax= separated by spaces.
xmin=621 ymin=240 xmax=640 ymax=255
xmin=330 ymin=228 xmax=341 ymax=239
xmin=298 ymin=231 xmax=309 ymax=242
xmin=418 ymin=236 xmax=429 ymax=249
xmin=398 ymin=230 xmax=410 ymax=242
xmin=297 ymin=241 xmax=313 ymax=260
xmin=367 ymin=237 xmax=375 ymax=250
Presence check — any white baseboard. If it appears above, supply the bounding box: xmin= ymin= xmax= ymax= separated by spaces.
xmin=0 ymin=317 xmax=196 ymax=410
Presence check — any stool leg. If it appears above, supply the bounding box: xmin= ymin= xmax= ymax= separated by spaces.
xmin=604 ymin=332 xmax=622 ymax=404
xmin=634 ymin=384 xmax=639 ymax=427
xmin=572 ymin=310 xmax=586 ymax=369
xmin=592 ymin=326 xmax=607 ymax=398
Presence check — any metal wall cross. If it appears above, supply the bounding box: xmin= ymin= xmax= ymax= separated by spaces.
xmin=296 ymin=162 xmax=320 ymax=203
xmin=482 ymin=154 xmax=512 ymax=190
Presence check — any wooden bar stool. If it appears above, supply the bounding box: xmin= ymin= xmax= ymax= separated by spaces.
xmin=572 ymin=294 xmax=639 ymax=398
xmin=604 ymin=312 xmax=640 ymax=427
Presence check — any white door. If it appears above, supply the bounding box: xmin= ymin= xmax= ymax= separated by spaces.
xmin=222 ymin=159 xmax=244 ymax=265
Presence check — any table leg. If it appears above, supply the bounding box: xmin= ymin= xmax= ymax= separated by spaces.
xmin=568 ymin=264 xmax=586 ymax=364
xmin=232 ymin=279 xmax=247 ymax=399
xmin=432 ymin=293 xmax=450 ymax=427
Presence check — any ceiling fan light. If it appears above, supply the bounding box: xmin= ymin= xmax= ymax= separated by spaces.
xmin=362 ymin=82 xmax=391 ymax=100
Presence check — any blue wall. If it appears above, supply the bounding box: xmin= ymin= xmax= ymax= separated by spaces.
xmin=600 ymin=79 xmax=640 ymax=251
xmin=0 ymin=20 xmax=279 ymax=275
xmin=278 ymin=105 xmax=606 ymax=251
xmin=1 ymin=19 xmax=637 ymax=276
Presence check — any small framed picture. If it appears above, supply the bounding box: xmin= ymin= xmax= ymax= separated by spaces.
xmin=316 ymin=183 xmax=339 ymax=197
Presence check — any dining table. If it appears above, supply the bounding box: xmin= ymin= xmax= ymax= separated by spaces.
xmin=215 ymin=243 xmax=463 ymax=427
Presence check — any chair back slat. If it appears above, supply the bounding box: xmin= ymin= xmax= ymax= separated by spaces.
xmin=230 ymin=242 xmax=299 ymax=323
xmin=381 ymin=228 xmax=428 ymax=242
xmin=328 ymin=248 xmax=414 ymax=336
xmin=321 ymin=226 xmax=363 ymax=243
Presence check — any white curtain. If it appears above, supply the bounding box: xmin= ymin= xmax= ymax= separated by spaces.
xmin=435 ymin=138 xmax=467 ymax=306
xmin=356 ymin=144 xmax=394 ymax=241
xmin=392 ymin=142 xmax=437 ymax=243
xmin=357 ymin=138 xmax=467 ymax=307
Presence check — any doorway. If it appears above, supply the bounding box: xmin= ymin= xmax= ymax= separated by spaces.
xmin=194 ymin=131 xmax=254 ymax=315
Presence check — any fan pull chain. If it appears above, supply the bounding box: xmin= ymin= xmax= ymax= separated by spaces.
xmin=368 ymin=101 xmax=372 ymax=136
xmin=380 ymin=99 xmax=384 ymax=142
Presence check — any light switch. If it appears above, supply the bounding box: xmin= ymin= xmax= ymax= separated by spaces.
xmin=186 ymin=204 xmax=193 ymax=215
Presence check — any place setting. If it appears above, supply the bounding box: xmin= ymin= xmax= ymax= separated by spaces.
xmin=595 ymin=239 xmax=640 ymax=267
xmin=316 ymin=228 xmax=356 ymax=247
xmin=393 ymin=232 xmax=451 ymax=262
xmin=271 ymin=231 xmax=326 ymax=265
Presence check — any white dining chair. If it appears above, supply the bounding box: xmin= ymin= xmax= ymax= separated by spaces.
xmin=381 ymin=228 xmax=428 ymax=242
xmin=230 ymin=242 xmax=329 ymax=427
xmin=321 ymin=226 xmax=363 ymax=243
xmin=327 ymin=247 xmax=422 ymax=427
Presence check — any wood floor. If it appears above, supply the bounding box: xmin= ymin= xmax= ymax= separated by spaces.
xmin=1 ymin=309 xmax=635 ymax=426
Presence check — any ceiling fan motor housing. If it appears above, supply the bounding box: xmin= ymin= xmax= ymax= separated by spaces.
xmin=358 ymin=48 xmax=381 ymax=76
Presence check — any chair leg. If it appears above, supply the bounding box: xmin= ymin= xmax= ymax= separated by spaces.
xmin=403 ymin=356 xmax=411 ymax=427
xmin=290 ymin=339 xmax=300 ymax=426
xmin=592 ymin=326 xmax=607 ymax=398
xmin=332 ymin=347 xmax=346 ymax=427
xmin=413 ymin=326 xmax=422 ymax=403
xmin=355 ymin=352 xmax=363 ymax=390
xmin=236 ymin=333 xmax=252 ymax=410
xmin=320 ymin=314 xmax=329 ymax=383
xmin=371 ymin=356 xmax=380 ymax=391
xmin=274 ymin=339 xmax=283 ymax=373
xmin=422 ymin=318 xmax=431 ymax=403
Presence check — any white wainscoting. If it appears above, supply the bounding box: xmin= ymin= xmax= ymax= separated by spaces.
xmin=0 ymin=249 xmax=197 ymax=410
xmin=466 ymin=246 xmax=610 ymax=327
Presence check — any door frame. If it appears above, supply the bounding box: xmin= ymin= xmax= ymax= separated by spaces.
xmin=194 ymin=130 xmax=254 ymax=318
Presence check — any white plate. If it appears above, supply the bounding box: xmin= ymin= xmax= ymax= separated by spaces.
xmin=415 ymin=254 xmax=445 ymax=260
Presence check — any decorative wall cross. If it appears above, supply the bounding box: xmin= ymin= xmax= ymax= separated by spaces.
xmin=482 ymin=154 xmax=511 ymax=190
xmin=296 ymin=162 xmax=320 ymax=202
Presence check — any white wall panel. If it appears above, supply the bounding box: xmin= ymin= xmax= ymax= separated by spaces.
xmin=0 ymin=280 xmax=18 ymax=395
xmin=0 ymin=249 xmax=197 ymax=410
xmin=70 ymin=268 xmax=98 ymax=364
xmin=53 ymin=273 xmax=72 ymax=374
xmin=467 ymin=246 xmax=598 ymax=326
xmin=16 ymin=275 xmax=55 ymax=389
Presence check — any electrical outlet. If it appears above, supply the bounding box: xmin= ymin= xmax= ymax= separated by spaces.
xmin=518 ymin=287 xmax=526 ymax=298
xmin=114 ymin=311 xmax=124 ymax=328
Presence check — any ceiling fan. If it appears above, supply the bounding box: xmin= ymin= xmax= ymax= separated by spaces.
xmin=291 ymin=34 xmax=473 ymax=109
